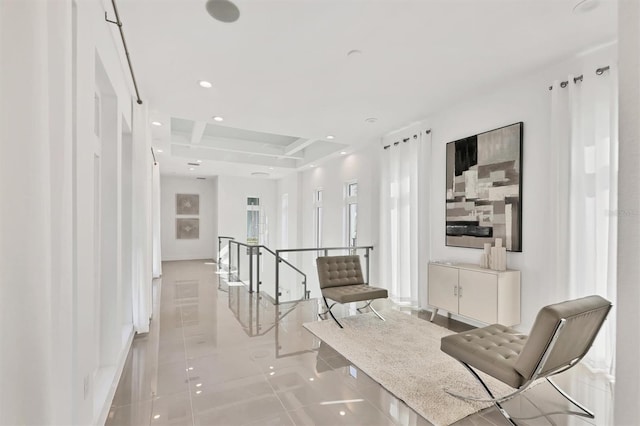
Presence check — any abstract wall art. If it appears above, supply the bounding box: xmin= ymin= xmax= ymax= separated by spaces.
xmin=176 ymin=193 xmax=199 ymax=215
xmin=176 ymin=218 xmax=199 ymax=239
xmin=445 ymin=122 xmax=523 ymax=252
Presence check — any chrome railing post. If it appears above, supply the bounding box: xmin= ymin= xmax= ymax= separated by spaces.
xmin=303 ymin=276 xmax=308 ymax=299
xmin=256 ymin=247 xmax=261 ymax=293
xmin=237 ymin=243 xmax=240 ymax=280
xmin=227 ymin=241 xmax=233 ymax=281
xmin=218 ymin=237 xmax=221 ymax=264
xmin=275 ymin=250 xmax=280 ymax=305
xmin=365 ymin=247 xmax=370 ymax=285
xmin=249 ymin=246 xmax=254 ymax=293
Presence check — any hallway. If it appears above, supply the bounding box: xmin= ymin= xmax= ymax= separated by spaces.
xmin=106 ymin=261 xmax=613 ymax=426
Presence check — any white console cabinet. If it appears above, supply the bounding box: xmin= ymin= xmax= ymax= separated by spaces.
xmin=428 ymin=262 xmax=521 ymax=326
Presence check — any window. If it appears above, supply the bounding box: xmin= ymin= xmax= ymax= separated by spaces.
xmin=247 ymin=197 xmax=260 ymax=245
xmin=313 ymin=189 xmax=323 ymax=248
xmin=345 ymin=182 xmax=358 ymax=250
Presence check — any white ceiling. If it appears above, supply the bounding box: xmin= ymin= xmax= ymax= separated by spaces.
xmin=119 ymin=0 xmax=617 ymax=179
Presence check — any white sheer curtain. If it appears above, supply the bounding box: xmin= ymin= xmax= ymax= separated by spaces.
xmin=152 ymin=162 xmax=162 ymax=278
xmin=380 ymin=132 xmax=428 ymax=305
xmin=550 ymin=66 xmax=618 ymax=375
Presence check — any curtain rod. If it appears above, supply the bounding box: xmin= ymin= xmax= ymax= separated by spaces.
xmin=105 ymin=0 xmax=143 ymax=105
xmin=383 ymin=129 xmax=431 ymax=150
xmin=548 ymin=66 xmax=610 ymax=91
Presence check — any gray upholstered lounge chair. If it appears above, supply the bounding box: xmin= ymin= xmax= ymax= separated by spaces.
xmin=441 ymin=295 xmax=612 ymax=425
xmin=316 ymin=255 xmax=388 ymax=328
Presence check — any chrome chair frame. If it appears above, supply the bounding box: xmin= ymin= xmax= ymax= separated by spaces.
xmin=318 ymin=297 xmax=385 ymax=328
xmin=444 ymin=299 xmax=611 ymax=426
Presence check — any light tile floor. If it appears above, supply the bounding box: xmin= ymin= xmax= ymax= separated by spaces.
xmin=106 ymin=260 xmax=614 ymax=426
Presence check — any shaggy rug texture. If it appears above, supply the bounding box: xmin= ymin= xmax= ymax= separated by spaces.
xmin=303 ymin=309 xmax=514 ymax=425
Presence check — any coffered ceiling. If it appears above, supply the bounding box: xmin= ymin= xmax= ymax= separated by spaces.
xmin=118 ymin=0 xmax=617 ymax=179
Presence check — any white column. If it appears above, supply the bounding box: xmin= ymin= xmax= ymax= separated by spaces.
xmin=615 ymin=0 xmax=640 ymax=423
xmin=0 ymin=0 xmax=72 ymax=424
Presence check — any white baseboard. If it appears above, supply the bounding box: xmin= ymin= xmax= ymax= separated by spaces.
xmin=94 ymin=326 xmax=135 ymax=426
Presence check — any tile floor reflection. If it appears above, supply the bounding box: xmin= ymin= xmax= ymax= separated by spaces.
xmin=106 ymin=260 xmax=614 ymax=426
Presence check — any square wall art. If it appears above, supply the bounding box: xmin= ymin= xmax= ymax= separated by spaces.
xmin=176 ymin=218 xmax=199 ymax=239
xmin=176 ymin=194 xmax=199 ymax=215
xmin=445 ymin=122 xmax=523 ymax=252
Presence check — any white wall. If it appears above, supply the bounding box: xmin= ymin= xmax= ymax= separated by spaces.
xmin=217 ymin=175 xmax=278 ymax=245
xmin=614 ymin=0 xmax=640 ymax=422
xmin=275 ymin=44 xmax=616 ymax=330
xmin=276 ymin=148 xmax=380 ymax=298
xmin=161 ymin=176 xmax=218 ymax=261
xmin=420 ymin=45 xmax=616 ymax=331
xmin=0 ymin=1 xmax=154 ymax=425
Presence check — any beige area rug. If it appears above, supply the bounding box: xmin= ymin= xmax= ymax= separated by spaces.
xmin=303 ymin=309 xmax=514 ymax=426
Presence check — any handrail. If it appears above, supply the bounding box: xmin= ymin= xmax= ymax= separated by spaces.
xmin=226 ymin=241 xmax=307 ymax=278
xmin=277 ymin=245 xmax=374 ymax=299
xmin=226 ymin=239 xmax=308 ymax=303
xmin=277 ymin=245 xmax=374 ymax=253
xmin=217 ymin=236 xmax=235 ymax=264
xmin=221 ymin=237 xmax=374 ymax=305
xmin=261 ymin=246 xmax=306 ymax=277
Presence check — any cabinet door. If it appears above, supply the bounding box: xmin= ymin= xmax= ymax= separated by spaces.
xmin=458 ymin=269 xmax=497 ymax=324
xmin=428 ymin=264 xmax=459 ymax=313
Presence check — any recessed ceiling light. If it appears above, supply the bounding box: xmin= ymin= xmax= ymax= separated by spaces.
xmin=189 ymin=167 xmax=195 ymax=171
xmin=199 ymin=80 xmax=212 ymax=88
xmin=326 ymin=135 xmax=335 ymax=140
xmin=156 ymin=149 xmax=164 ymax=153
xmin=153 ymin=414 xmax=161 ymax=420
xmin=268 ymin=167 xmax=274 ymax=170
xmin=251 ymin=172 xmax=270 ymax=177
xmin=213 ymin=116 xmax=224 ymax=122
xmin=339 ymin=411 xmax=346 ymax=416
xmin=340 ymin=151 xmax=347 ymax=155
xmin=151 ymin=121 xmax=162 ymax=126
xmin=196 ymin=159 xmax=202 ymax=163
xmin=365 ymin=117 xmax=378 ymax=123
xmin=310 ymin=164 xmax=316 ymax=168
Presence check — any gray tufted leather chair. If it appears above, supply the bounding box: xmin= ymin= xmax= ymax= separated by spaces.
xmin=316 ymin=255 xmax=388 ymax=328
xmin=440 ymin=295 xmax=612 ymax=425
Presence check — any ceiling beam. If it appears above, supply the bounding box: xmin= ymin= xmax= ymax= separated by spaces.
xmin=190 ymin=121 xmax=207 ymax=145
xmin=172 ymin=142 xmax=304 ymax=160
xmin=284 ymin=138 xmax=316 ymax=156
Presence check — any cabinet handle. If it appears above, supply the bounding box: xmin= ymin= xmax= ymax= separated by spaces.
xmin=459 ymin=286 xmax=463 ymax=297
xmin=453 ymin=286 xmax=457 ymax=296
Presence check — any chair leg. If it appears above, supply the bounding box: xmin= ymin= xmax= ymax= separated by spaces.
xmin=446 ymin=361 xmax=518 ymax=425
xmin=318 ymin=297 xmax=343 ymax=328
xmin=546 ymin=378 xmax=595 ymax=419
xmin=369 ymin=302 xmax=385 ymax=321
xmin=356 ymin=300 xmax=372 ymax=313
xmin=356 ymin=300 xmax=385 ymax=321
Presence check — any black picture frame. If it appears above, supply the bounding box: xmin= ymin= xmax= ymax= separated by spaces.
xmin=445 ymin=122 xmax=523 ymax=252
